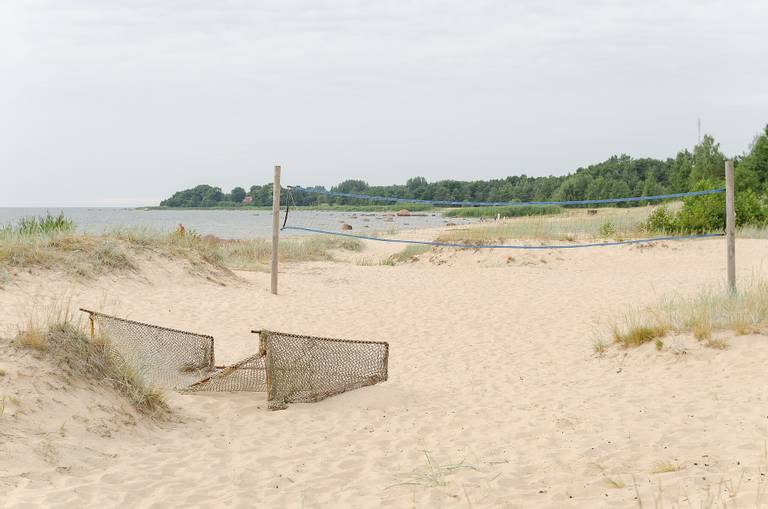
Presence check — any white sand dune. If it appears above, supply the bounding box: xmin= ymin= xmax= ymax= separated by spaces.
xmin=2 ymin=237 xmax=768 ymax=507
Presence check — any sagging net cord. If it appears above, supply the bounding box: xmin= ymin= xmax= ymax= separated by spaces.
xmin=290 ymin=186 xmax=725 ymax=207
xmin=282 ymin=226 xmax=724 ymax=250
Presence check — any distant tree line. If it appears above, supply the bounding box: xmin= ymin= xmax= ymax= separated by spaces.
xmin=160 ymin=126 xmax=768 ymax=210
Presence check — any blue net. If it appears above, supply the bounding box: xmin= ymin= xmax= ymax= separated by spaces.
xmin=281 ymin=187 xmax=725 ymax=250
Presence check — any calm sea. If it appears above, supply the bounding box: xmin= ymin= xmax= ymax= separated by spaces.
xmin=0 ymin=208 xmax=468 ymax=240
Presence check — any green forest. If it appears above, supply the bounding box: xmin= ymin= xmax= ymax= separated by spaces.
xmin=160 ymin=126 xmax=768 ymax=223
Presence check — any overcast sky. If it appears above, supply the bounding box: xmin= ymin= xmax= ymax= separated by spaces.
xmin=1 ymin=1 xmax=767 ymax=207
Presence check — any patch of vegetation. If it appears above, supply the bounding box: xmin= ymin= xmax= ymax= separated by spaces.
xmin=436 ymin=206 xmax=657 ymax=245
xmin=14 ymin=314 xmax=169 ymax=417
xmin=1 ymin=213 xmax=75 ymax=235
xmin=218 ymin=235 xmax=363 ymax=270
xmin=598 ymin=220 xmax=617 ymax=237
xmin=613 ymin=325 xmax=668 ymax=348
xmin=0 ymin=217 xmax=364 ymax=281
xmin=383 ymin=244 xmax=431 ymax=265
xmin=388 ymin=451 xmax=478 ymax=489
xmin=652 ymin=460 xmax=684 ymax=473
xmin=443 ymin=205 xmax=563 ymax=218
xmin=593 ymin=339 xmax=607 ymax=356
xmin=645 ymin=182 xmax=768 ymax=235
xmin=705 ymin=338 xmax=729 ymax=350
xmin=603 ymin=477 xmax=626 ymax=489
xmin=606 ymin=278 xmax=768 ymax=353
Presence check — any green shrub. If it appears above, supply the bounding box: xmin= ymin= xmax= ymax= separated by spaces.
xmin=674 ymin=179 xmax=726 ymax=233
xmin=644 ymin=206 xmax=678 ymax=233
xmin=598 ymin=220 xmax=616 ymax=237
xmin=735 ymin=189 xmax=767 ymax=226
xmin=670 ymin=180 xmax=768 ymax=233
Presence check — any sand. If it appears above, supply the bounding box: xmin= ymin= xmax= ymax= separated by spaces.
xmin=2 ymin=237 xmax=768 ymax=508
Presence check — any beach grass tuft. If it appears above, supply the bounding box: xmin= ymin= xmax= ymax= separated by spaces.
xmin=613 ymin=325 xmax=667 ymax=348
xmin=652 ymin=460 xmax=684 ymax=474
xmin=388 ymin=451 xmax=479 ymax=489
xmin=383 ymin=244 xmax=431 ymax=265
xmin=603 ymin=477 xmax=626 ymax=489
xmin=14 ymin=308 xmax=169 ymax=417
xmin=606 ymin=278 xmax=768 ymax=353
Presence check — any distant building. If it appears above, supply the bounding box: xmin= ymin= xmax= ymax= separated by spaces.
xmin=242 ymin=196 xmax=253 ymax=204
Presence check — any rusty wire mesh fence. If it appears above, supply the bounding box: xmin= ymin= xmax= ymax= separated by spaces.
xmin=184 ymin=352 xmax=267 ymax=393
xmin=260 ymin=330 xmax=389 ymax=410
xmin=80 ymin=309 xmax=215 ymax=390
xmin=79 ymin=310 xmax=388 ymax=409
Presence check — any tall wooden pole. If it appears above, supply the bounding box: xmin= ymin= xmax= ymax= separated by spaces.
xmin=725 ymin=160 xmax=736 ymax=292
xmin=271 ymin=165 xmax=281 ymax=295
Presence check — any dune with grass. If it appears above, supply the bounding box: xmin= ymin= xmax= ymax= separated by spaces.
xmin=3 ymin=215 xmax=768 ymax=507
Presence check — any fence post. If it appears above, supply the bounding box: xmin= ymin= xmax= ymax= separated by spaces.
xmin=725 ymin=160 xmax=736 ymax=292
xmin=271 ymin=165 xmax=281 ymax=295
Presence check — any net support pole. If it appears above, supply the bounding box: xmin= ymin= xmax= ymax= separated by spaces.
xmin=271 ymin=165 xmax=281 ymax=295
xmin=725 ymin=159 xmax=736 ymax=292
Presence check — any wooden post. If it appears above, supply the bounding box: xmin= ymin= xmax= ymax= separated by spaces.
xmin=725 ymin=160 xmax=736 ymax=292
xmin=271 ymin=165 xmax=281 ymax=295
xmin=88 ymin=315 xmax=95 ymax=339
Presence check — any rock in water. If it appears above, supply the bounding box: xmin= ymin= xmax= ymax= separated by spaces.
xmin=341 ymin=223 xmax=353 ymax=230
xmin=396 ymin=209 xmax=411 ymax=217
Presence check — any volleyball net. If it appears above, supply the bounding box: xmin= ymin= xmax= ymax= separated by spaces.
xmin=280 ymin=185 xmax=726 ymax=249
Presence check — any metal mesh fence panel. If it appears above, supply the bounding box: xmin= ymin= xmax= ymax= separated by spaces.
xmin=80 ymin=309 xmax=215 ymax=390
xmin=78 ymin=310 xmax=388 ymax=409
xmin=183 ymin=352 xmax=267 ymax=393
xmin=260 ymin=330 xmax=389 ymax=410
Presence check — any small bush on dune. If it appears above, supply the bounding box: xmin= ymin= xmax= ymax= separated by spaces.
xmin=14 ymin=317 xmax=169 ymax=417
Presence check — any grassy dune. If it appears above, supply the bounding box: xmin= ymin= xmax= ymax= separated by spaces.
xmin=0 ymin=216 xmax=363 ymax=282
xmin=14 ymin=307 xmax=169 ymax=417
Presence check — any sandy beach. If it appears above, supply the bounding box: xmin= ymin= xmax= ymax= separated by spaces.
xmin=2 ymin=236 xmax=768 ymax=507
